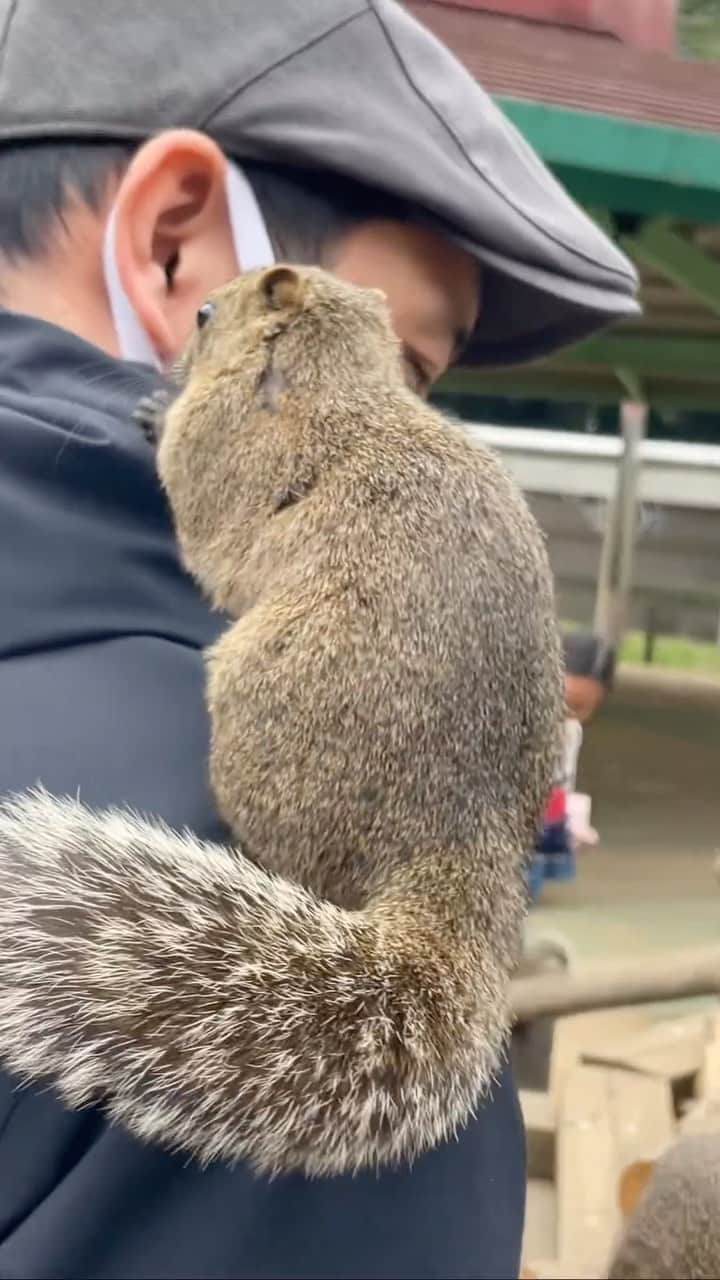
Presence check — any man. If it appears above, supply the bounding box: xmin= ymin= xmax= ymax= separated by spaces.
xmin=0 ymin=3 xmax=638 ymax=1277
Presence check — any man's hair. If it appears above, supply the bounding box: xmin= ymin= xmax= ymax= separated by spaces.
xmin=0 ymin=142 xmax=136 ymax=261
xmin=0 ymin=140 xmax=414 ymax=265
xmin=562 ymin=631 xmax=616 ymax=691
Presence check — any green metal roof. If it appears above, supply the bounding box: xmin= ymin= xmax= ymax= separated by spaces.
xmin=499 ymin=98 xmax=720 ymax=223
xmin=440 ymin=98 xmax=720 ymax=414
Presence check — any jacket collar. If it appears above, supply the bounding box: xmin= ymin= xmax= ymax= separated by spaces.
xmin=0 ymin=307 xmax=162 ymax=424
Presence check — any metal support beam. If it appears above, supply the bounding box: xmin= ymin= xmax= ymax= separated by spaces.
xmin=615 ymin=366 xmax=644 ymax=403
xmin=563 ymin=333 xmax=720 ymax=377
xmin=438 ymin=367 xmax=628 ymax=403
xmin=593 ymin=401 xmax=647 ymax=647
xmin=586 ymin=206 xmax=614 ymax=236
xmin=622 ymin=221 xmax=720 ymax=316
xmin=437 ymin=366 xmax=720 ymax=411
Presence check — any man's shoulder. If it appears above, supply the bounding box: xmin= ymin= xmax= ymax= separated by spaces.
xmin=0 ymin=1059 xmax=524 ymax=1279
xmin=0 ymin=375 xmax=224 ymax=832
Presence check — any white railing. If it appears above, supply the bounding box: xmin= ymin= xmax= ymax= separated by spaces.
xmin=465 ymin=424 xmax=720 ymax=512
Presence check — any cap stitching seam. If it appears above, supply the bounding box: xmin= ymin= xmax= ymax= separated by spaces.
xmin=0 ymin=123 xmax=148 ymax=141
xmin=199 ymin=5 xmax=368 ymax=133
xmin=0 ymin=8 xmax=367 ymax=145
xmin=0 ymin=0 xmax=19 ymax=84
xmin=368 ymin=0 xmax=633 ymax=285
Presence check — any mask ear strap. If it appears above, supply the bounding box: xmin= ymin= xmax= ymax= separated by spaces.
xmin=224 ymin=159 xmax=275 ymax=272
xmin=103 ymin=158 xmax=276 ymax=370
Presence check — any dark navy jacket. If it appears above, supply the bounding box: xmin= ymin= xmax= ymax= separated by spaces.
xmin=0 ymin=310 xmax=525 ymax=1280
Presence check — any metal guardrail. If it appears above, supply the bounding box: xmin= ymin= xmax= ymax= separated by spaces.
xmin=462 ymin=423 xmax=720 ymax=643
xmin=465 ymin=424 xmax=720 ymax=512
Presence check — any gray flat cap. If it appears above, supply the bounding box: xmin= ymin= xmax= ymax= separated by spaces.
xmin=0 ymin=0 xmax=639 ymax=364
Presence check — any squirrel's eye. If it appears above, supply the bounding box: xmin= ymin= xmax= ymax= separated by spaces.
xmin=196 ymin=302 xmax=216 ymax=331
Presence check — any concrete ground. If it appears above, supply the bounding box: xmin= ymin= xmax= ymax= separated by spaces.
xmin=527 ymin=664 xmax=720 ymax=964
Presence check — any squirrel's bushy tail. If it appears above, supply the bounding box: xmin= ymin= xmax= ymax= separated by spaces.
xmin=0 ymin=789 xmax=517 ymax=1176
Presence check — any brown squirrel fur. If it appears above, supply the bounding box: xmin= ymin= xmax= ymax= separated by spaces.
xmin=609 ymin=1135 xmax=720 ymax=1279
xmin=0 ymin=265 xmax=561 ymax=1177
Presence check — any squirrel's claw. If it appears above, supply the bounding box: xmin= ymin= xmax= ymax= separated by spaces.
xmin=133 ymin=388 xmax=171 ymax=444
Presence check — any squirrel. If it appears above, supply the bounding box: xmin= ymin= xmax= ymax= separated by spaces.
xmin=609 ymin=1135 xmax=720 ymax=1279
xmin=0 ymin=264 xmax=562 ymax=1178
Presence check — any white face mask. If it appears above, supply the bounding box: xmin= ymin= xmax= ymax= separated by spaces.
xmin=102 ymin=159 xmax=275 ymax=370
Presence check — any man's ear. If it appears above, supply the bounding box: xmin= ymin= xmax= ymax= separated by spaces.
xmin=260 ymin=265 xmax=305 ymax=312
xmin=112 ymin=130 xmax=238 ymax=364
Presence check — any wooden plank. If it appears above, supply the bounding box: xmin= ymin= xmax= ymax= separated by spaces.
xmin=523 ymin=1179 xmax=556 ymax=1268
xmin=679 ymin=1096 xmax=720 ymax=1137
xmin=678 ymin=1010 xmax=720 ymax=1131
xmin=697 ymin=1009 xmax=720 ymax=1097
xmin=585 ymin=1013 xmax=709 ymax=1085
xmin=610 ymin=1071 xmax=675 ymax=1172
xmin=522 ymin=1263 xmax=603 ymax=1280
xmin=520 ymin=1089 xmax=556 ymax=1180
xmin=549 ymin=1007 xmax=652 ymax=1100
xmin=557 ymin=1066 xmax=619 ymax=1270
xmin=556 ymin=1065 xmax=675 ymax=1273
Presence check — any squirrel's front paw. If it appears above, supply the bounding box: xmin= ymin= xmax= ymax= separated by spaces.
xmin=133 ymin=388 xmax=171 ymax=444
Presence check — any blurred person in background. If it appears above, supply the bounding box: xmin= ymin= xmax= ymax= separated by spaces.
xmin=564 ymin=631 xmax=617 ymax=727
xmin=0 ymin=2 xmax=637 ymax=1277
xmin=527 ymin=632 xmax=617 ymax=903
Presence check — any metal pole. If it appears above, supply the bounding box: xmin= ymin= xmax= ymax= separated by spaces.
xmin=612 ymin=400 xmax=646 ymax=644
xmin=592 ymin=400 xmax=647 ymax=647
xmin=592 ymin=490 xmax=618 ymax=637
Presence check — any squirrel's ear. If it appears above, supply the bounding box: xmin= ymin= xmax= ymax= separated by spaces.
xmin=260 ymin=266 xmax=304 ymax=312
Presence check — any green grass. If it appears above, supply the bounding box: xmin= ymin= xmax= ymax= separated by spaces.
xmin=620 ymin=631 xmax=720 ymax=677
xmin=679 ymin=0 xmax=720 ymax=61
xmin=562 ymin=619 xmax=720 ymax=677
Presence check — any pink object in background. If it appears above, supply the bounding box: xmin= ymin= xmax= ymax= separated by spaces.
xmin=567 ymin=792 xmax=599 ymax=847
xmin=430 ymin=0 xmax=677 ymax=53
